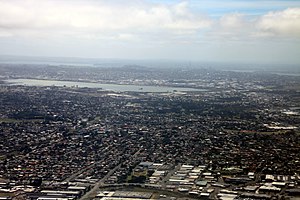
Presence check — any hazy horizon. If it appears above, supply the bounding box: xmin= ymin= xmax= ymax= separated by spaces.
xmin=0 ymin=54 xmax=299 ymax=73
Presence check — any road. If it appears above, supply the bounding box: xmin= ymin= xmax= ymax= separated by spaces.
xmin=79 ymin=163 xmax=122 ymax=200
xmin=161 ymin=163 xmax=181 ymax=189
xmin=64 ymin=162 xmax=96 ymax=182
xmin=79 ymin=149 xmax=141 ymax=200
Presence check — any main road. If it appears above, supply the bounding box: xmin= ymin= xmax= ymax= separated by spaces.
xmin=79 ymin=163 xmax=122 ymax=200
xmin=79 ymin=149 xmax=141 ymax=200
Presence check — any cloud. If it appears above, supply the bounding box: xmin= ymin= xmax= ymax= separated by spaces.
xmin=207 ymin=8 xmax=300 ymax=41
xmin=0 ymin=0 xmax=299 ymax=44
xmin=257 ymin=8 xmax=300 ymax=37
xmin=220 ymin=13 xmax=246 ymax=29
xmin=205 ymin=13 xmax=254 ymax=41
xmin=0 ymin=0 xmax=211 ymax=39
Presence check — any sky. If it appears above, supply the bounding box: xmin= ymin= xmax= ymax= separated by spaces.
xmin=0 ymin=0 xmax=300 ymax=65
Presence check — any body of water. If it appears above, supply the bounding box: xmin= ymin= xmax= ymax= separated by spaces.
xmin=5 ymin=79 xmax=204 ymax=93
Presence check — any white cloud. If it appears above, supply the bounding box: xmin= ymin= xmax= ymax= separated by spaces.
xmin=257 ymin=8 xmax=300 ymax=37
xmin=206 ymin=13 xmax=254 ymax=41
xmin=220 ymin=13 xmax=246 ymax=29
xmin=0 ymin=0 xmax=299 ymax=60
xmin=0 ymin=0 xmax=299 ymax=41
xmin=0 ymin=0 xmax=211 ymax=39
xmin=207 ymin=8 xmax=300 ymax=41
